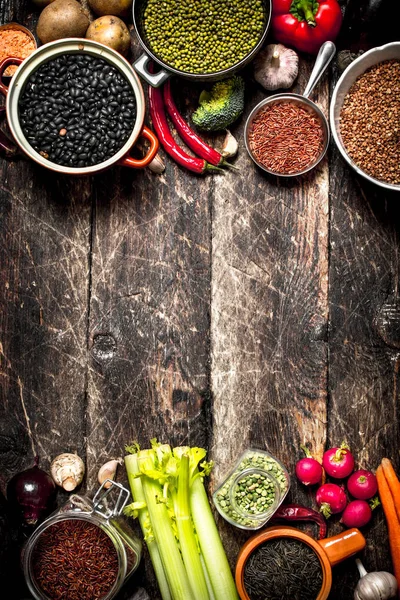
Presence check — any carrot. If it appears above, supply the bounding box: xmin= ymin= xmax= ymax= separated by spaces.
xmin=376 ymin=464 xmax=400 ymax=594
xmin=381 ymin=458 xmax=400 ymax=522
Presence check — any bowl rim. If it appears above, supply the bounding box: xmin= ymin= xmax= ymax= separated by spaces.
xmin=5 ymin=38 xmax=146 ymax=175
xmin=329 ymin=41 xmax=400 ymax=192
xmin=235 ymin=525 xmax=332 ymax=600
xmin=244 ymin=93 xmax=330 ymax=177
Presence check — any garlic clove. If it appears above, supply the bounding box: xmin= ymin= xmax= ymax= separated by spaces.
xmin=221 ymin=130 xmax=238 ymax=158
xmin=148 ymin=153 xmax=165 ymax=174
xmin=98 ymin=458 xmax=123 ymax=489
xmin=50 ymin=453 xmax=85 ymax=492
xmin=254 ymin=43 xmax=299 ymax=91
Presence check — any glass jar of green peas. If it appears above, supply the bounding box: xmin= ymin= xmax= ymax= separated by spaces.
xmin=212 ymin=449 xmax=290 ymax=530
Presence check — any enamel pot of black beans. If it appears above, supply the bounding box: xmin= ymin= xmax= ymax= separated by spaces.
xmin=0 ymin=39 xmax=159 ymax=174
xmin=132 ymin=0 xmax=271 ymax=87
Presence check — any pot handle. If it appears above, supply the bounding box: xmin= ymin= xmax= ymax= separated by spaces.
xmin=133 ymin=53 xmax=171 ymax=88
xmin=0 ymin=57 xmax=23 ymax=96
xmin=118 ymin=125 xmax=159 ymax=169
xmin=317 ymin=528 xmax=366 ymax=567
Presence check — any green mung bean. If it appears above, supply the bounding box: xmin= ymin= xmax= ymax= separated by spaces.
xmin=143 ymin=0 xmax=266 ymax=74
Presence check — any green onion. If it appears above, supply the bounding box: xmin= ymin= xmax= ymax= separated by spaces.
xmin=124 ymin=441 xmax=239 ymax=600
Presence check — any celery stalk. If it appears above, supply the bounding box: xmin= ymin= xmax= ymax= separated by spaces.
xmin=124 ymin=454 xmax=172 ymax=600
xmin=132 ymin=450 xmax=194 ymax=600
xmin=190 ymin=473 xmax=239 ymax=600
xmin=175 ymin=454 xmax=209 ymax=600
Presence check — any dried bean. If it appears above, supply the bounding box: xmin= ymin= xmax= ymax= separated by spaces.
xmin=18 ymin=53 xmax=137 ymax=168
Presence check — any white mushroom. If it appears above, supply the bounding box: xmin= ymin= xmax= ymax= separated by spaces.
xmin=50 ymin=453 xmax=85 ymax=491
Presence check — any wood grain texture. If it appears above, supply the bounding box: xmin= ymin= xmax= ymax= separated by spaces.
xmin=210 ymin=60 xmax=330 ymax=563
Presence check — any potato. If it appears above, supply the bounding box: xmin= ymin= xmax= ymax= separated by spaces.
xmin=37 ymin=0 xmax=90 ymax=44
xmin=88 ymin=0 xmax=133 ymax=19
xmin=85 ymin=16 xmax=131 ymax=56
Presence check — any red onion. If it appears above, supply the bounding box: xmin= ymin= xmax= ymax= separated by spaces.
xmin=6 ymin=456 xmax=57 ymax=527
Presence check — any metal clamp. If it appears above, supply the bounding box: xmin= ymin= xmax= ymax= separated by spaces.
xmin=92 ymin=480 xmax=131 ymax=519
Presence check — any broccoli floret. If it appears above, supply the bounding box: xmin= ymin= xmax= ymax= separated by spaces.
xmin=192 ymin=76 xmax=245 ymax=132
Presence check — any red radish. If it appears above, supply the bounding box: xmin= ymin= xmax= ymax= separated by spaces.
xmin=347 ymin=469 xmax=378 ymax=500
xmin=341 ymin=500 xmax=372 ymax=528
xmin=316 ymin=483 xmax=347 ymax=518
xmin=295 ymin=445 xmax=323 ymax=486
xmin=322 ymin=441 xmax=355 ymax=479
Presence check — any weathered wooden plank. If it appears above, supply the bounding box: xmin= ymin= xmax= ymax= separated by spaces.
xmin=210 ymin=59 xmax=330 ymax=563
xmin=328 ymin=128 xmax=400 ymax=594
xmin=0 ymin=161 xmax=92 ymax=485
xmin=86 ymin=130 xmax=213 ymax=596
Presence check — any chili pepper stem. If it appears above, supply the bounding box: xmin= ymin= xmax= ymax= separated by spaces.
xmin=205 ymin=164 xmax=225 ymax=172
xmin=221 ymin=160 xmax=239 ymax=170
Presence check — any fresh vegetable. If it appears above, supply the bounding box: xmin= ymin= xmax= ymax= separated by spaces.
xmin=97 ymin=458 xmax=123 ymax=489
xmin=295 ymin=445 xmax=323 ymax=486
xmin=148 ymin=153 xmax=166 ymax=174
xmin=376 ymin=464 xmax=400 ymax=590
xmin=148 ymin=79 xmax=222 ymax=174
xmin=253 ymin=43 xmax=299 ymax=91
xmin=272 ymin=503 xmax=327 ymax=538
xmin=381 ymin=458 xmax=400 ymax=521
xmin=271 ymin=0 xmax=343 ymax=56
xmin=316 ymin=482 xmax=347 ymax=518
xmin=88 ymin=0 xmax=133 ymax=18
xmin=7 ymin=456 xmax=57 ymax=527
xmin=354 ymin=558 xmax=398 ymax=600
xmin=163 ymin=80 xmax=232 ymax=168
xmin=50 ymin=452 xmax=85 ymax=491
xmin=322 ymin=441 xmax=355 ymax=479
xmin=36 ymin=0 xmax=90 ymax=44
xmin=347 ymin=470 xmax=378 ymax=500
xmin=124 ymin=440 xmax=239 ymax=600
xmin=220 ymin=130 xmax=238 ymax=159
xmin=192 ymin=76 xmax=245 ymax=132
xmin=85 ymin=16 xmax=131 ymax=56
xmin=341 ymin=500 xmax=373 ymax=528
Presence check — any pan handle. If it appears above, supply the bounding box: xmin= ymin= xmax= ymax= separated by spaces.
xmin=118 ymin=126 xmax=159 ymax=169
xmin=0 ymin=57 xmax=23 ymax=97
xmin=133 ymin=53 xmax=171 ymax=88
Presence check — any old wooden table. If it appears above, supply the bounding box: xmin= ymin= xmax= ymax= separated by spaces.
xmin=0 ymin=1 xmax=399 ymax=598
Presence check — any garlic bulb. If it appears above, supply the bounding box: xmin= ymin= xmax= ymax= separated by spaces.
xmin=254 ymin=44 xmax=299 ymax=91
xmin=50 ymin=453 xmax=85 ymax=492
xmin=354 ymin=559 xmax=398 ymax=600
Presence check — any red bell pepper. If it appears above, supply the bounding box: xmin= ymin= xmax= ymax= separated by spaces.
xmin=271 ymin=0 xmax=343 ymax=55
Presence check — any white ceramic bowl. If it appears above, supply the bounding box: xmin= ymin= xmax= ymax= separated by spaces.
xmin=330 ymin=42 xmax=400 ymax=191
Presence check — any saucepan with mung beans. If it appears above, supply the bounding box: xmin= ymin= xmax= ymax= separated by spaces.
xmin=0 ymin=38 xmax=159 ymax=175
xmin=132 ymin=0 xmax=272 ymax=87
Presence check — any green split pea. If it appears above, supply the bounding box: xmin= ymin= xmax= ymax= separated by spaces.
xmin=214 ymin=451 xmax=289 ymax=529
xmin=143 ymin=0 xmax=266 ymax=74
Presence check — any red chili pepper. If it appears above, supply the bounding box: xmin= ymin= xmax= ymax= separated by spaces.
xmin=148 ymin=83 xmax=222 ymax=175
xmin=272 ymin=503 xmax=327 ymax=539
xmin=271 ymin=0 xmax=343 ymax=55
xmin=163 ymin=80 xmax=227 ymax=168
